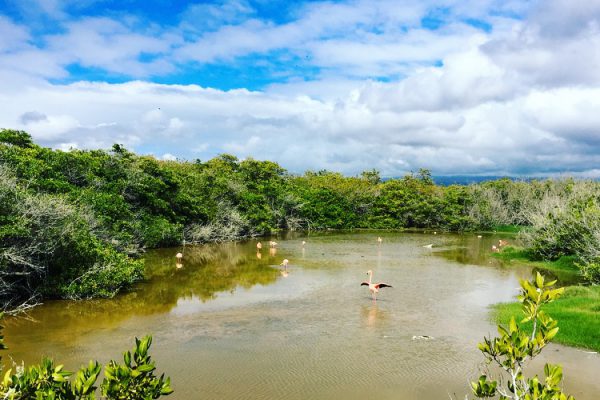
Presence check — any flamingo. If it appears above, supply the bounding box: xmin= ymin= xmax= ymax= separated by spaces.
xmin=175 ymin=252 xmax=183 ymax=261
xmin=256 ymin=242 xmax=263 ymax=250
xmin=280 ymin=259 xmax=289 ymax=277
xmin=269 ymin=241 xmax=278 ymax=248
xmin=361 ymin=270 xmax=392 ymax=301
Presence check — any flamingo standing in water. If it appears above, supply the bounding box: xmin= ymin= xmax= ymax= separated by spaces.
xmin=280 ymin=259 xmax=289 ymax=277
xmin=175 ymin=252 xmax=183 ymax=269
xmin=361 ymin=270 xmax=392 ymax=301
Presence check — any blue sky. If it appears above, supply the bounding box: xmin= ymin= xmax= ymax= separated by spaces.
xmin=1 ymin=0 xmax=600 ymax=177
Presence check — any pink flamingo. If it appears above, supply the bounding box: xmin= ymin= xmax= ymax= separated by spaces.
xmin=361 ymin=270 xmax=392 ymax=301
xmin=280 ymin=259 xmax=289 ymax=277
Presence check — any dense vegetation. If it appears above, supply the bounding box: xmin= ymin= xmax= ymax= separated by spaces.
xmin=1 ymin=129 xmax=599 ymax=311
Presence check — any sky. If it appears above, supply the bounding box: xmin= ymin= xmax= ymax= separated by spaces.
xmin=0 ymin=0 xmax=599 ymax=177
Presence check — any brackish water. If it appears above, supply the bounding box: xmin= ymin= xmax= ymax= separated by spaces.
xmin=5 ymin=232 xmax=600 ymax=399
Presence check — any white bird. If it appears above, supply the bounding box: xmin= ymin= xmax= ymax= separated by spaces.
xmin=423 ymin=244 xmax=433 ymax=249
xmin=256 ymin=242 xmax=263 ymax=250
xmin=175 ymin=252 xmax=183 ymax=261
xmin=361 ymin=270 xmax=392 ymax=301
xmin=412 ymin=335 xmax=434 ymax=340
xmin=280 ymin=259 xmax=289 ymax=277
xmin=377 ymin=237 xmax=383 ymax=243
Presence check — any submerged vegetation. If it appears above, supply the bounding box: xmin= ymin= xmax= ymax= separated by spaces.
xmin=1 ymin=128 xmax=599 ymax=311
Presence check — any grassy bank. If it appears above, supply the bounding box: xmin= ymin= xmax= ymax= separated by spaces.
xmin=492 ymin=285 xmax=600 ymax=352
xmin=491 ymin=246 xmax=599 ymax=351
xmin=492 ymin=246 xmax=582 ymax=285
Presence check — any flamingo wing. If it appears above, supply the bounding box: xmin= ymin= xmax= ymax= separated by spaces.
xmin=375 ymin=283 xmax=392 ymax=288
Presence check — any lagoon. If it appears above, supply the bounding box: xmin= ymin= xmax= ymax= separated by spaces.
xmin=5 ymin=232 xmax=600 ymax=399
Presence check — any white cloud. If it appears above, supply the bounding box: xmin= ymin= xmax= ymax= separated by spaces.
xmin=1 ymin=0 xmax=600 ymax=177
xmin=161 ymin=153 xmax=177 ymax=161
xmin=1 ymin=74 xmax=599 ymax=177
xmin=180 ymin=0 xmax=254 ymax=32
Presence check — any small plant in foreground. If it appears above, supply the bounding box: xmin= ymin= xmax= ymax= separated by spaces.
xmin=0 ymin=315 xmax=173 ymax=399
xmin=471 ymin=272 xmax=574 ymax=400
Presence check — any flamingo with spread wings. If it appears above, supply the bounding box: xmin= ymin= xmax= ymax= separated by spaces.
xmin=361 ymin=270 xmax=392 ymax=301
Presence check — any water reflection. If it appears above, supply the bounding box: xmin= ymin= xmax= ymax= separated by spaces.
xmin=361 ymin=304 xmax=388 ymax=328
xmin=4 ymin=232 xmax=599 ymax=400
xmin=4 ymin=241 xmax=281 ymax=350
xmin=435 ymin=234 xmax=581 ymax=286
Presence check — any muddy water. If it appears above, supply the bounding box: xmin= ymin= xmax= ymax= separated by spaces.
xmin=5 ymin=232 xmax=599 ymax=399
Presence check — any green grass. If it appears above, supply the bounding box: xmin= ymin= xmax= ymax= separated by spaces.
xmin=492 ymin=246 xmax=581 ymax=285
xmin=493 ymin=225 xmax=522 ymax=233
xmin=492 ymin=285 xmax=600 ymax=352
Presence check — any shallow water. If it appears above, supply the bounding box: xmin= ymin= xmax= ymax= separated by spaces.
xmin=5 ymin=232 xmax=600 ymax=399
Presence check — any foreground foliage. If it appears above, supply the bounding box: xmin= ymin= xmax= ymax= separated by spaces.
xmin=493 ymin=285 xmax=600 ymax=352
xmin=0 ymin=317 xmax=173 ymax=399
xmin=472 ymin=273 xmax=573 ymax=400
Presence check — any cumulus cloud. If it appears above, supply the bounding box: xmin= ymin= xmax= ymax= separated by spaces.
xmin=482 ymin=0 xmax=600 ymax=88
xmin=0 ymin=0 xmax=599 ymax=178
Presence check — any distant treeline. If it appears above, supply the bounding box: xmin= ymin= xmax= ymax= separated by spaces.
xmin=1 ymin=129 xmax=599 ymax=311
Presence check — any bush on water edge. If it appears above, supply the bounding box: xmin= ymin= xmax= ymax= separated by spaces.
xmin=472 ymin=273 xmax=574 ymax=399
xmin=492 ymin=246 xmax=582 ymax=284
xmin=492 ymin=285 xmax=600 ymax=352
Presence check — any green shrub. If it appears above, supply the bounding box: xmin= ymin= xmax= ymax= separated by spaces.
xmin=0 ymin=336 xmax=172 ymax=399
xmin=472 ymin=273 xmax=574 ymax=400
